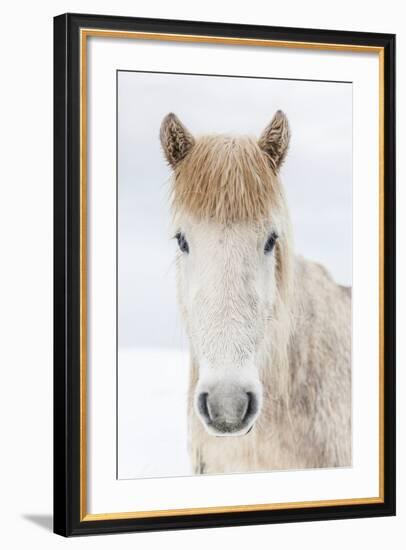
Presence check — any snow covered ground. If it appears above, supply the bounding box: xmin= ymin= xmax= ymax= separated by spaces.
xmin=118 ymin=347 xmax=192 ymax=479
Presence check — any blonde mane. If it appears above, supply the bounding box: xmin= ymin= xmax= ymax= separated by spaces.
xmin=171 ymin=135 xmax=284 ymax=224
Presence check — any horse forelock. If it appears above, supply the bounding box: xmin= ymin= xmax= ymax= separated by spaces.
xmin=170 ymin=135 xmax=283 ymax=224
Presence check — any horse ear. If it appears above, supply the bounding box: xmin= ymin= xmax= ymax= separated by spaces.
xmin=160 ymin=113 xmax=195 ymax=168
xmin=258 ymin=110 xmax=290 ymax=172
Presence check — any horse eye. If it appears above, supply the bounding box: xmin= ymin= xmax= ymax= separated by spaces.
xmin=264 ymin=232 xmax=278 ymax=254
xmin=175 ymin=232 xmax=189 ymax=254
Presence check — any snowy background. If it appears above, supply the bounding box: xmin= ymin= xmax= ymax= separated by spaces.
xmin=117 ymin=71 xmax=352 ymax=480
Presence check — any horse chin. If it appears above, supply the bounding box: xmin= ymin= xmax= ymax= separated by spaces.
xmin=202 ymin=421 xmax=255 ymax=438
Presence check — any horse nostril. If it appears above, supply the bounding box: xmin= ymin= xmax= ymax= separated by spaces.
xmin=243 ymin=392 xmax=258 ymax=424
xmin=197 ymin=392 xmax=211 ymax=423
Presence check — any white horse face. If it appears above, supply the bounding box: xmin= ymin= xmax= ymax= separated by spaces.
xmin=174 ymin=217 xmax=281 ymax=436
xmin=160 ymin=110 xmax=291 ymax=437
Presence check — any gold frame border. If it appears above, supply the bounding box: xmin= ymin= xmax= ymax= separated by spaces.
xmin=79 ymin=28 xmax=385 ymax=521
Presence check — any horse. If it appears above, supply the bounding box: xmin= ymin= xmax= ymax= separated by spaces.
xmin=160 ymin=111 xmax=351 ymax=475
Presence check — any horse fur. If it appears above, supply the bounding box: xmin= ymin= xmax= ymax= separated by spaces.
xmin=160 ymin=111 xmax=351 ymax=474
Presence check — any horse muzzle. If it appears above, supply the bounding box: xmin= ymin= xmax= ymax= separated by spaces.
xmin=195 ymin=377 xmax=261 ymax=437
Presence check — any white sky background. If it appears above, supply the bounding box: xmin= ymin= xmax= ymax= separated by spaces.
xmin=118 ymin=71 xmax=352 ymax=351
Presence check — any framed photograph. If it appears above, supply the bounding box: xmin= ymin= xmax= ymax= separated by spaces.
xmin=54 ymin=13 xmax=396 ymax=536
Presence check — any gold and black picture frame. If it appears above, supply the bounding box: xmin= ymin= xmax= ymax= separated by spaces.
xmin=54 ymin=13 xmax=396 ymax=536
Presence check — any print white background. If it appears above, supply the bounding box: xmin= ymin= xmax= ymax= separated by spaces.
xmin=118 ymin=71 xmax=352 ymax=479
